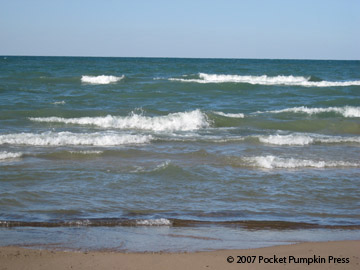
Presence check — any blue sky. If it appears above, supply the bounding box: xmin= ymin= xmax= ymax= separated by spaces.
xmin=1 ymin=0 xmax=359 ymax=59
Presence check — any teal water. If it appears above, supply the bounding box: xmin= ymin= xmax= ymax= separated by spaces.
xmin=0 ymin=56 xmax=360 ymax=251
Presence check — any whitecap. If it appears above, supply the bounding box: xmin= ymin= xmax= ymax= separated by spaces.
xmin=29 ymin=109 xmax=210 ymax=132
xmin=169 ymin=73 xmax=360 ymax=87
xmin=245 ymin=155 xmax=358 ymax=169
xmin=0 ymin=132 xmax=152 ymax=146
xmin=69 ymin=150 xmax=103 ymax=155
xmin=52 ymin=101 xmax=66 ymax=105
xmin=81 ymin=75 xmax=124 ymax=84
xmin=258 ymin=134 xmax=360 ymax=145
xmin=264 ymin=106 xmax=360 ymax=118
xmin=213 ymin=111 xmax=245 ymax=118
xmin=0 ymin=151 xmax=23 ymax=160
xmin=259 ymin=134 xmax=314 ymax=145
xmin=136 ymin=218 xmax=172 ymax=226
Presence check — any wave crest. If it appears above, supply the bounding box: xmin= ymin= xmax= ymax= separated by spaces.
xmin=135 ymin=218 xmax=172 ymax=226
xmin=265 ymin=106 xmax=360 ymax=118
xmin=0 ymin=132 xmax=151 ymax=146
xmin=245 ymin=155 xmax=359 ymax=169
xmin=169 ymin=73 xmax=360 ymax=87
xmin=0 ymin=151 xmax=23 ymax=160
xmin=29 ymin=110 xmax=210 ymax=132
xmin=81 ymin=75 xmax=124 ymax=84
xmin=258 ymin=134 xmax=360 ymax=145
xmin=213 ymin=111 xmax=245 ymax=118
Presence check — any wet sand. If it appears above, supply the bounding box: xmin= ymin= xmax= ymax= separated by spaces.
xmin=1 ymin=240 xmax=359 ymax=269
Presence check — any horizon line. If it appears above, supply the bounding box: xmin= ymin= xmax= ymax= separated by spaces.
xmin=1 ymin=54 xmax=359 ymax=61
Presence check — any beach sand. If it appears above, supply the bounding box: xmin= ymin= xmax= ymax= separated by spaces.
xmin=1 ymin=240 xmax=359 ymax=270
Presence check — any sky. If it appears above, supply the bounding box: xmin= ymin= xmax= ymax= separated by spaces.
xmin=1 ymin=0 xmax=359 ymax=60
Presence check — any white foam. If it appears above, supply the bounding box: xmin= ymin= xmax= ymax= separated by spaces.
xmin=265 ymin=106 xmax=360 ymax=118
xmin=69 ymin=150 xmax=103 ymax=155
xmin=29 ymin=110 xmax=210 ymax=132
xmin=0 ymin=151 xmax=23 ymax=160
xmin=259 ymin=134 xmax=314 ymax=145
xmin=0 ymin=132 xmax=152 ymax=146
xmin=169 ymin=73 xmax=360 ymax=87
xmin=136 ymin=218 xmax=172 ymax=226
xmin=213 ymin=111 xmax=245 ymax=118
xmin=259 ymin=134 xmax=360 ymax=145
xmin=81 ymin=75 xmax=124 ymax=84
xmin=52 ymin=101 xmax=66 ymax=105
xmin=67 ymin=220 xmax=92 ymax=226
xmin=245 ymin=155 xmax=358 ymax=169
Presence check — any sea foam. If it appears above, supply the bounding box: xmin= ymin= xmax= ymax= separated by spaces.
xmin=258 ymin=134 xmax=360 ymax=145
xmin=265 ymin=106 xmax=360 ymax=118
xmin=136 ymin=218 xmax=172 ymax=226
xmin=259 ymin=134 xmax=314 ymax=145
xmin=169 ymin=73 xmax=360 ymax=87
xmin=29 ymin=110 xmax=210 ymax=132
xmin=81 ymin=75 xmax=124 ymax=84
xmin=213 ymin=111 xmax=245 ymax=118
xmin=0 ymin=151 xmax=23 ymax=160
xmin=245 ymin=155 xmax=358 ymax=169
xmin=0 ymin=132 xmax=151 ymax=146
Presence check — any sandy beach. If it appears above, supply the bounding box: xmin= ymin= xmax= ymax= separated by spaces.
xmin=1 ymin=240 xmax=359 ymax=270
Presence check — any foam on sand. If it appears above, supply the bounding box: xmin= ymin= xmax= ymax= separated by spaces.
xmin=0 ymin=132 xmax=152 ymax=146
xmin=81 ymin=75 xmax=124 ymax=84
xmin=245 ymin=155 xmax=359 ymax=169
xmin=29 ymin=110 xmax=210 ymax=132
xmin=170 ymin=73 xmax=360 ymax=87
xmin=0 ymin=151 xmax=23 ymax=160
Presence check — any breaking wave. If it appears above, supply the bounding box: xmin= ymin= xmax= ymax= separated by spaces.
xmin=0 ymin=132 xmax=152 ymax=146
xmin=136 ymin=218 xmax=172 ymax=226
xmin=245 ymin=155 xmax=359 ymax=169
xmin=81 ymin=75 xmax=124 ymax=84
xmin=213 ymin=111 xmax=245 ymax=118
xmin=29 ymin=110 xmax=210 ymax=132
xmin=69 ymin=150 xmax=104 ymax=155
xmin=265 ymin=106 xmax=360 ymax=118
xmin=258 ymin=134 xmax=360 ymax=145
xmin=169 ymin=73 xmax=360 ymax=87
xmin=0 ymin=151 xmax=23 ymax=160
xmin=52 ymin=101 xmax=65 ymax=105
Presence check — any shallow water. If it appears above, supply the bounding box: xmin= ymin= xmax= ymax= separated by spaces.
xmin=1 ymin=56 xmax=359 ymax=250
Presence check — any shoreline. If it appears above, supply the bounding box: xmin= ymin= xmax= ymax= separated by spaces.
xmin=1 ymin=240 xmax=359 ymax=269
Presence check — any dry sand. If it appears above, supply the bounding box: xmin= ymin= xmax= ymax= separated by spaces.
xmin=1 ymin=241 xmax=359 ymax=270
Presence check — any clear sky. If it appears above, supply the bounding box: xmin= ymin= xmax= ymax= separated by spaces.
xmin=1 ymin=0 xmax=359 ymax=59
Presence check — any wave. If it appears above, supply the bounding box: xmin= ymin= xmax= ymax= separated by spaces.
xmin=135 ymin=218 xmax=172 ymax=226
xmin=130 ymin=161 xmax=172 ymax=174
xmin=0 ymin=151 xmax=23 ymax=160
xmin=0 ymin=132 xmax=152 ymax=146
xmin=169 ymin=73 xmax=360 ymax=87
xmin=0 ymin=218 xmax=172 ymax=227
xmin=29 ymin=110 xmax=210 ymax=132
xmin=69 ymin=150 xmax=103 ymax=155
xmin=1 ymin=218 xmax=358 ymax=229
xmin=52 ymin=101 xmax=65 ymax=105
xmin=244 ymin=155 xmax=359 ymax=169
xmin=258 ymin=134 xmax=360 ymax=145
xmin=213 ymin=111 xmax=245 ymax=118
xmin=81 ymin=75 xmax=124 ymax=84
xmin=265 ymin=106 xmax=360 ymax=118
